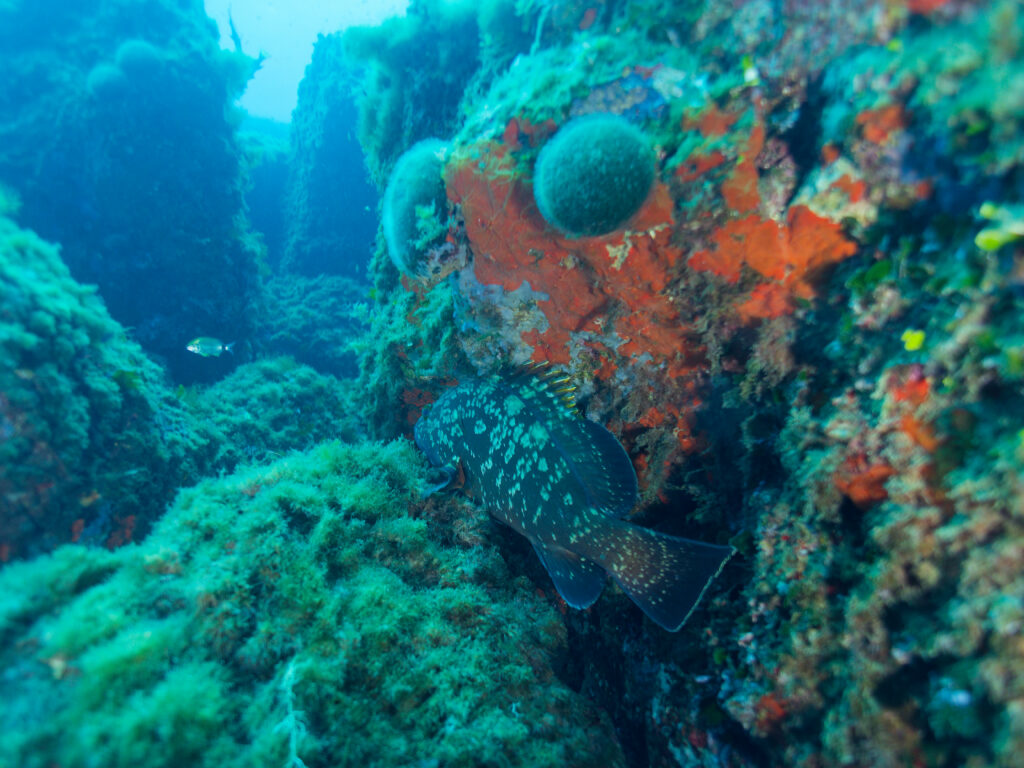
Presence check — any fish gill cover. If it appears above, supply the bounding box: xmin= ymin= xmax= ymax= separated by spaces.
xmin=0 ymin=0 xmax=1023 ymax=767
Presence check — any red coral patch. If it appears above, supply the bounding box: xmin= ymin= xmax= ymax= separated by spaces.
xmin=447 ymin=141 xmax=702 ymax=376
xmin=689 ymin=206 xmax=857 ymax=320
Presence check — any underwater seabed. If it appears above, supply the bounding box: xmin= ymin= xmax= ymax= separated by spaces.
xmin=1 ymin=0 xmax=1024 ymax=766
xmin=0 ymin=440 xmax=625 ymax=766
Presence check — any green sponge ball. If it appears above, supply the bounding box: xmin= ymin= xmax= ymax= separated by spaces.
xmin=85 ymin=62 xmax=129 ymax=100
xmin=382 ymin=139 xmax=451 ymax=276
xmin=533 ymin=113 xmax=656 ymax=237
xmin=114 ymin=39 xmax=165 ymax=76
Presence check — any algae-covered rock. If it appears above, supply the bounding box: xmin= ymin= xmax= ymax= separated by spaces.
xmin=0 ymin=210 xmax=208 ymax=560
xmin=238 ymin=121 xmax=290 ymax=269
xmin=2 ymin=0 xmax=1022 ymax=766
xmin=0 ymin=440 xmax=624 ymax=768
xmin=258 ymin=274 xmax=368 ymax=378
xmin=0 ymin=207 xmax=364 ymax=561
xmin=353 ymin=269 xmax=466 ymax=439
xmin=193 ymin=357 xmax=361 ymax=473
xmin=0 ymin=0 xmax=261 ymax=380
xmin=284 ymin=33 xmax=379 ymax=279
xmin=341 ymin=0 xmax=533 ymax=182
xmin=346 ymin=1 xmax=1024 ymax=765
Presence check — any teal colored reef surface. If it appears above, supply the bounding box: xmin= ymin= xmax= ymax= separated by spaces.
xmin=0 ymin=440 xmax=622 ymax=767
xmin=1 ymin=0 xmax=1023 ymax=766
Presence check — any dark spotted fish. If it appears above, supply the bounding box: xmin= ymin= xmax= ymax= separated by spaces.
xmin=414 ymin=367 xmax=734 ymax=631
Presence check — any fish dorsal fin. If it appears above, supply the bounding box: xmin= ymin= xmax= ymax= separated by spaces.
xmin=501 ymin=364 xmax=638 ymax=516
xmin=503 ymin=361 xmax=579 ymax=415
xmin=531 ymin=541 xmax=606 ymax=609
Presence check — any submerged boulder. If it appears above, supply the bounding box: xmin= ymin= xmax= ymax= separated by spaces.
xmin=0 ymin=439 xmax=624 ymax=767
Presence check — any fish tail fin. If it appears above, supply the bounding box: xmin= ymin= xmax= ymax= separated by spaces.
xmin=595 ymin=520 xmax=734 ymax=631
xmin=225 ymin=341 xmax=235 ymax=354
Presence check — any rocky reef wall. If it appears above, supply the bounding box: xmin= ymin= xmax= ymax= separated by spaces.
xmin=0 ymin=0 xmax=261 ymax=380
xmin=347 ymin=0 xmax=1024 ymax=764
xmin=0 ymin=0 xmax=1021 ymax=765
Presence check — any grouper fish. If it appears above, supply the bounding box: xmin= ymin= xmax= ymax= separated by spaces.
xmin=414 ymin=367 xmax=735 ymax=632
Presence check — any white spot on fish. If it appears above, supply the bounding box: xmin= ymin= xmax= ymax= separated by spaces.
xmin=505 ymin=395 xmax=524 ymax=416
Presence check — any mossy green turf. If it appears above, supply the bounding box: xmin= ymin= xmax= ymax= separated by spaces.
xmin=533 ymin=113 xmax=656 ymax=237
xmin=0 ymin=207 xmax=207 ymax=555
xmin=382 ymin=138 xmax=451 ymax=277
xmin=0 ymin=439 xmax=623 ymax=768
xmin=258 ymin=274 xmax=368 ymax=378
xmin=353 ymin=264 xmax=465 ymax=438
xmin=193 ymin=357 xmax=361 ymax=473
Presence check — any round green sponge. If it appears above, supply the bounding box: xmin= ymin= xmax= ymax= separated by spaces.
xmin=382 ymin=139 xmax=451 ymax=276
xmin=533 ymin=113 xmax=656 ymax=237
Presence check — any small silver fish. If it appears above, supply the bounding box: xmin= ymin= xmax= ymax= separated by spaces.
xmin=186 ymin=337 xmax=234 ymax=357
xmin=415 ymin=367 xmax=735 ymax=631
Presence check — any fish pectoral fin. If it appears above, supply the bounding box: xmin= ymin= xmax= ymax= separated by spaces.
xmin=531 ymin=541 xmax=606 ymax=609
xmin=421 ymin=465 xmax=459 ymax=498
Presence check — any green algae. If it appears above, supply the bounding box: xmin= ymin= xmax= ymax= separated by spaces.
xmin=0 ymin=439 xmax=623 ymax=768
xmin=258 ymin=275 xmax=370 ymax=378
xmin=354 ymin=267 xmax=466 ymax=439
xmin=193 ymin=357 xmax=361 ymax=473
xmin=0 ymin=212 xmax=209 ymax=557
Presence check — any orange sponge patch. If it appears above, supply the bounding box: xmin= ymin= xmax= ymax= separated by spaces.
xmin=448 ymin=141 xmax=702 ymax=377
xmin=689 ymin=206 xmax=857 ymax=321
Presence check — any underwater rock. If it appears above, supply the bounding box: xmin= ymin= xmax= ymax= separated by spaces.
xmin=0 ymin=210 xmax=207 ymax=561
xmin=533 ymin=113 xmax=656 ymax=237
xmin=192 ymin=357 xmax=362 ymax=474
xmin=84 ymin=62 xmax=129 ymax=100
xmin=1 ymin=0 xmax=1022 ymax=766
xmin=0 ymin=440 xmax=625 ymax=767
xmin=113 ymin=39 xmax=165 ymax=76
xmin=257 ymin=274 xmax=368 ymax=378
xmin=340 ymin=0 xmax=525 ymax=182
xmin=0 ymin=0 xmax=261 ymax=381
xmin=284 ymin=33 xmax=379 ymax=279
xmin=0 ymin=204 xmax=361 ymax=561
xmin=353 ymin=1 xmax=1024 ymax=765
